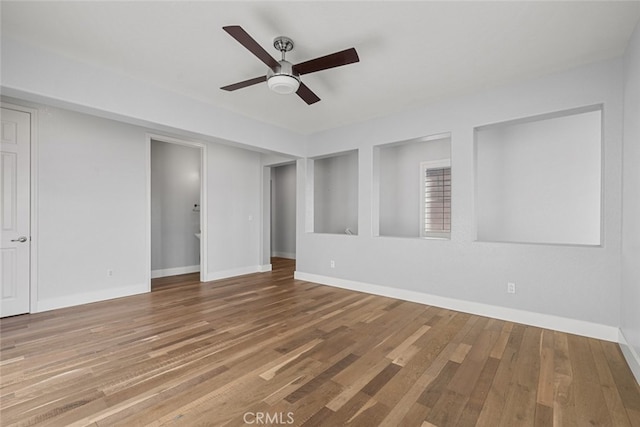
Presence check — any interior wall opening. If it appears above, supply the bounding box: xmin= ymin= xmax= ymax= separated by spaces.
xmin=474 ymin=105 xmax=602 ymax=246
xmin=150 ymin=138 xmax=204 ymax=282
xmin=376 ymin=133 xmax=452 ymax=239
xmin=312 ymin=150 xmax=359 ymax=235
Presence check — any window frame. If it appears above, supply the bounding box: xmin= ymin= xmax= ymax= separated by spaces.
xmin=420 ymin=159 xmax=451 ymax=239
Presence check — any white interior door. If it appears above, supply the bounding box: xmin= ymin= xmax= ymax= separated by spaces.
xmin=1 ymin=107 xmax=31 ymax=317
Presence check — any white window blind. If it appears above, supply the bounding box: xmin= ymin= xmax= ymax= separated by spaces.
xmin=423 ymin=166 xmax=451 ymax=234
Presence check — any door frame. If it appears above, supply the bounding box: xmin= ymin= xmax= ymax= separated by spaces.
xmin=1 ymin=101 xmax=39 ymax=313
xmin=145 ymin=133 xmax=208 ymax=287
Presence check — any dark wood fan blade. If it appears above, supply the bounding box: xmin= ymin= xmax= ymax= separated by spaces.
xmin=296 ymin=82 xmax=321 ymax=105
xmin=293 ymin=48 xmax=359 ymax=76
xmin=223 ymin=26 xmax=279 ymax=71
xmin=220 ymin=76 xmax=266 ymax=91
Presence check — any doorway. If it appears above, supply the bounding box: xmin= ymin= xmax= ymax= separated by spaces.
xmin=148 ymin=135 xmax=207 ymax=284
xmin=270 ymin=163 xmax=296 ymax=261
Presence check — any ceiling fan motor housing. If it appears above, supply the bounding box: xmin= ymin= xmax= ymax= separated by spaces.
xmin=267 ymin=60 xmax=300 ymax=94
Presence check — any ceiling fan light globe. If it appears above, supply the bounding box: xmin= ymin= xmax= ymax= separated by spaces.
xmin=267 ymin=74 xmax=300 ymax=94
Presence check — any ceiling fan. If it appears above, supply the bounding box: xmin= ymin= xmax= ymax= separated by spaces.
xmin=220 ymin=25 xmax=360 ymax=105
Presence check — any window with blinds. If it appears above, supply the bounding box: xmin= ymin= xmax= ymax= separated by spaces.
xmin=421 ymin=162 xmax=451 ymax=236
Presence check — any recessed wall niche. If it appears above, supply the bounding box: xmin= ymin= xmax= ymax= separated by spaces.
xmin=313 ymin=150 xmax=359 ymax=235
xmin=475 ymin=105 xmax=602 ymax=246
xmin=376 ymin=133 xmax=452 ymax=239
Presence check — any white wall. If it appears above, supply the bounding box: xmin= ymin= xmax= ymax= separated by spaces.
xmin=271 ymin=164 xmax=296 ymax=259
xmin=151 ymin=140 xmax=201 ymax=276
xmin=32 ymin=104 xmax=149 ymax=310
xmin=298 ymin=58 xmax=624 ymax=338
xmin=2 ymin=98 xmax=268 ymax=311
xmin=475 ymin=109 xmax=602 ymax=245
xmin=621 ymin=22 xmax=640 ymax=381
xmin=379 ymin=137 xmax=450 ymax=237
xmin=313 ymin=151 xmax=359 ymax=234
xmin=205 ymin=142 xmax=263 ymax=279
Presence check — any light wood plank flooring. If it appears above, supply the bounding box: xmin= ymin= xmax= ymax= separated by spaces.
xmin=1 ymin=258 xmax=639 ymax=426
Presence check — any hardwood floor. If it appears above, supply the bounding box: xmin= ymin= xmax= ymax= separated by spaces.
xmin=1 ymin=258 xmax=639 ymax=426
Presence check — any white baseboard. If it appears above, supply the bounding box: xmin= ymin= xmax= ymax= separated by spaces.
xmin=272 ymin=252 xmax=296 ymax=260
xmin=259 ymin=264 xmax=272 ymax=272
xmin=36 ymin=283 xmax=149 ymax=313
xmin=205 ymin=264 xmax=271 ymax=282
xmin=151 ymin=265 xmax=200 ymax=279
xmin=294 ymin=271 xmax=620 ymax=343
xmin=619 ymin=329 xmax=640 ymax=385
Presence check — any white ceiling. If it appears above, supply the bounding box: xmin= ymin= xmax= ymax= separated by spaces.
xmin=2 ymin=1 xmax=639 ymax=134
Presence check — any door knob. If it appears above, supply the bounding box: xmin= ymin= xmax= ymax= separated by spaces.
xmin=11 ymin=236 xmax=27 ymax=243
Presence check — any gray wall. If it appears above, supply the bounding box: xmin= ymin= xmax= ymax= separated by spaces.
xmin=35 ymin=105 xmax=147 ymax=305
xmin=313 ymin=151 xmax=359 ymax=235
xmin=151 ymin=140 xmax=201 ymax=275
xmin=7 ymin=100 xmax=265 ymax=311
xmin=621 ymin=21 xmax=640 ymax=379
xmin=206 ymin=143 xmax=262 ymax=276
xmin=271 ymin=163 xmax=296 ymax=259
xmin=379 ymin=137 xmax=450 ymax=237
xmin=300 ymin=58 xmax=623 ymax=330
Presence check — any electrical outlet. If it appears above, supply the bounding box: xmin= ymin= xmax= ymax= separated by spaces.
xmin=330 ymin=260 xmax=335 ymax=268
xmin=107 ymin=269 xmax=113 ymax=277
xmin=507 ymin=282 xmax=516 ymax=294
